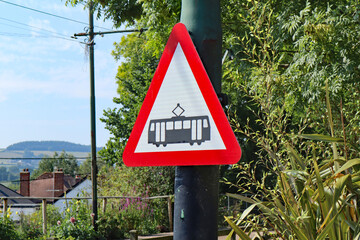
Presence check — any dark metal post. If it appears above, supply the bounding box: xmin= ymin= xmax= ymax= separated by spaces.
xmin=174 ymin=0 xmax=222 ymax=239
xmin=89 ymin=1 xmax=98 ymax=229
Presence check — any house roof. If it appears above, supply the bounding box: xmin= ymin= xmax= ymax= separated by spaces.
xmin=0 ymin=184 xmax=36 ymax=206
xmin=29 ymin=173 xmax=86 ymax=202
xmin=57 ymin=176 xmax=89 ymax=198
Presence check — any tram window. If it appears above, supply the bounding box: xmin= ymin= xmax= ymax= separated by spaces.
xmin=150 ymin=123 xmax=155 ymax=131
xmin=166 ymin=121 xmax=174 ymax=130
xmin=175 ymin=121 xmax=182 ymax=129
xmin=203 ymin=119 xmax=209 ymax=128
xmin=183 ymin=120 xmax=190 ymax=129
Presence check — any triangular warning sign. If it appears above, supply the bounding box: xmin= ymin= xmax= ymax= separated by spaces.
xmin=123 ymin=23 xmax=241 ymax=166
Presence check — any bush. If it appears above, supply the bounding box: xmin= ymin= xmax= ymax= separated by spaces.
xmin=49 ymin=199 xmax=102 ymax=240
xmin=98 ymin=190 xmax=164 ymax=239
xmin=0 ymin=208 xmax=20 ymax=240
xmin=97 ymin=165 xmax=173 ymax=238
xmin=18 ymin=204 xmax=62 ymax=239
xmin=18 ymin=212 xmax=43 ymax=240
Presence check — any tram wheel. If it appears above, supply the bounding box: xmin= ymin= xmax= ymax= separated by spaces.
xmin=155 ymin=144 xmax=160 ymax=147
xmin=197 ymin=141 xmax=201 ymax=145
xmin=190 ymin=142 xmax=194 ymax=146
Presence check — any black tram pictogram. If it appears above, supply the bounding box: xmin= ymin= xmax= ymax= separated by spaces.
xmin=148 ymin=104 xmax=211 ymax=147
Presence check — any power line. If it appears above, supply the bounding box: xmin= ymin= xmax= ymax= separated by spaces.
xmin=0 ymin=16 xmax=72 ymax=38
xmin=0 ymin=20 xmax=84 ymax=43
xmin=0 ymin=0 xmax=112 ymax=31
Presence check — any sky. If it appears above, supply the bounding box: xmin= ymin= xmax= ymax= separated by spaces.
xmin=0 ymin=0 xmax=128 ymax=148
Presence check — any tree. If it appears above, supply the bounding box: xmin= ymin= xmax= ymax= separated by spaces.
xmin=65 ymin=0 xmax=142 ymax=26
xmin=32 ymin=151 xmax=79 ymax=178
xmin=78 ymin=155 xmax=106 ymax=175
xmin=64 ymin=0 xmax=360 ymax=198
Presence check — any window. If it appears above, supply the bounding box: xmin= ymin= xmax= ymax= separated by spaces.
xmin=166 ymin=121 xmax=174 ymax=130
xmin=150 ymin=123 xmax=155 ymax=131
xmin=183 ymin=120 xmax=190 ymax=129
xmin=175 ymin=121 xmax=182 ymax=129
xmin=203 ymin=119 xmax=209 ymax=128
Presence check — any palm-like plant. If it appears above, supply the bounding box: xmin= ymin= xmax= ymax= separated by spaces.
xmin=226 ymin=139 xmax=360 ymax=239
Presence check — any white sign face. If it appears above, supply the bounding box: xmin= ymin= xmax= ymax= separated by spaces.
xmin=134 ymin=43 xmax=226 ymax=153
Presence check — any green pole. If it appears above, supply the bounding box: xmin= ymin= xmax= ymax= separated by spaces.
xmin=89 ymin=1 xmax=98 ymax=230
xmin=174 ymin=0 xmax=222 ymax=239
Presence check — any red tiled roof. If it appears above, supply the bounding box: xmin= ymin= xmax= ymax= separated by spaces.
xmin=29 ymin=173 xmax=79 ymax=202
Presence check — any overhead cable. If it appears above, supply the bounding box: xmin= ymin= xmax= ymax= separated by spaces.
xmin=0 ymin=22 xmax=83 ymax=43
xmin=0 ymin=0 xmax=112 ymax=31
xmin=0 ymin=16 xmax=71 ymax=38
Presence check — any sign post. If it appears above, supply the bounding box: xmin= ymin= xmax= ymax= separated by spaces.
xmin=174 ymin=1 xmax=223 ymax=239
xmin=123 ymin=1 xmax=241 ymax=239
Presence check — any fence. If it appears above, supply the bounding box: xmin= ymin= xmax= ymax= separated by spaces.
xmin=1 ymin=195 xmax=173 ymax=236
xmin=1 ymin=194 xmax=244 ymax=239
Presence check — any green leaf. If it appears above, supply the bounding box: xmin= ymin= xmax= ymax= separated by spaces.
xmin=224 ymin=216 xmax=252 ymax=240
xmin=238 ymin=203 xmax=257 ymax=223
xmin=225 ymin=229 xmax=235 ymax=240
xmin=277 ymin=208 xmax=309 ymax=240
xmin=333 ymin=174 xmax=350 ymax=204
xmin=286 ymin=143 xmax=306 ymax=170
xmin=313 ymin=159 xmax=337 ymax=239
xmin=316 ymin=194 xmax=350 ymax=240
xmin=298 ymin=134 xmax=343 ymax=143
xmin=354 ymin=232 xmax=360 ymax=240
xmin=335 ymin=158 xmax=360 ymax=175
xmin=226 ymin=193 xmax=256 ymax=204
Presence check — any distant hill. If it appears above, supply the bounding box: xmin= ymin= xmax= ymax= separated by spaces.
xmin=6 ymin=141 xmax=102 ymax=152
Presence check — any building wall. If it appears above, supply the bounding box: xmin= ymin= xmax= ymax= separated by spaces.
xmin=0 ymin=206 xmax=38 ymax=221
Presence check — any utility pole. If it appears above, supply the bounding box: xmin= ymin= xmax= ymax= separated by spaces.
xmin=88 ymin=1 xmax=98 ymax=229
xmin=173 ymin=0 xmax=222 ymax=239
xmin=73 ymin=2 xmax=145 ymax=230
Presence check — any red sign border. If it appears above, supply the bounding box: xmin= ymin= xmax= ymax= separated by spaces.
xmin=123 ymin=23 xmax=241 ymax=166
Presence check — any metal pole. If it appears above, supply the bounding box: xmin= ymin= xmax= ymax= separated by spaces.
xmin=174 ymin=0 xmax=222 ymax=239
xmin=89 ymin=1 xmax=98 ymax=230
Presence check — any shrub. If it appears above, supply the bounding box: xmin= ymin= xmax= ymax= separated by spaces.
xmin=49 ymin=199 xmax=103 ymax=240
xmin=18 ymin=212 xmax=43 ymax=240
xmin=0 ymin=208 xmax=20 ymax=240
xmin=98 ymin=190 xmax=163 ymax=239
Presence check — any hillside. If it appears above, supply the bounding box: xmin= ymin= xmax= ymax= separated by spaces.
xmin=5 ymin=141 xmax=102 ymax=152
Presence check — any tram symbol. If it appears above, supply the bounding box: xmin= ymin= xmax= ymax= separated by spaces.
xmin=148 ymin=104 xmax=211 ymax=147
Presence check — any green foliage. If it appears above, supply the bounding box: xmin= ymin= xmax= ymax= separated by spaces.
xmin=65 ymin=0 xmax=142 ymax=27
xmin=19 ymin=204 xmax=62 ymax=239
xmin=0 ymin=166 xmax=17 ymax=182
xmin=78 ymin=155 xmax=106 ymax=175
xmin=32 ymin=151 xmax=79 ymax=178
xmin=222 ymin=0 xmax=360 ymax=239
xmin=227 ymin=136 xmax=360 ymax=239
xmin=49 ymin=199 xmax=102 ymax=240
xmin=97 ymin=165 xmax=173 ymax=238
xmin=0 ymin=208 xmax=20 ymax=240
xmin=99 ymin=164 xmax=174 ymax=197
xmin=18 ymin=211 xmax=43 ymax=240
xmin=96 ymin=0 xmax=179 ymax=165
xmin=97 ymin=193 xmax=163 ymax=239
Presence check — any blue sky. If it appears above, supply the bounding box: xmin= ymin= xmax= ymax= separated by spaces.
xmin=0 ymin=0 xmax=127 ymax=148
